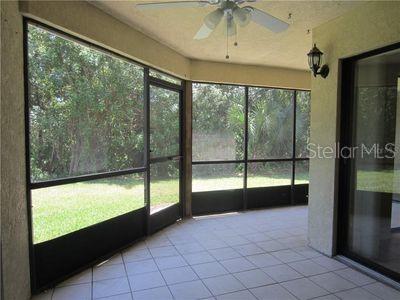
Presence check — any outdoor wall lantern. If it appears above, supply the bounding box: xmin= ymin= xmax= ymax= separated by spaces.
xmin=307 ymin=43 xmax=329 ymax=78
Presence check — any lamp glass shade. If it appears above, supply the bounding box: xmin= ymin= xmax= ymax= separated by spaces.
xmin=312 ymin=54 xmax=321 ymax=67
xmin=307 ymin=54 xmax=313 ymax=70
xmin=227 ymin=17 xmax=237 ymax=36
xmin=307 ymin=44 xmax=323 ymax=71
xmin=233 ymin=7 xmax=251 ymax=27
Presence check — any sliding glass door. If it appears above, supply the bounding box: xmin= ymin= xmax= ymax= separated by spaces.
xmin=339 ymin=44 xmax=400 ymax=281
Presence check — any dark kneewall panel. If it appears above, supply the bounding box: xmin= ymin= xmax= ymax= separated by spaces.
xmin=293 ymin=184 xmax=309 ymax=205
xmin=149 ymin=203 xmax=181 ymax=234
xmin=247 ymin=185 xmax=291 ymax=209
xmin=192 ymin=189 xmax=243 ymax=215
xmin=192 ymin=185 xmax=308 ymax=215
xmin=33 ymin=208 xmax=146 ymax=291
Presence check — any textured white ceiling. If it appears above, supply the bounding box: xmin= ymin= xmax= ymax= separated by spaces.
xmin=91 ymin=0 xmax=362 ymax=70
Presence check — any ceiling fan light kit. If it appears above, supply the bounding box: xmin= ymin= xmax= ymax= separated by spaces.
xmin=226 ymin=16 xmax=237 ymax=36
xmin=136 ymin=0 xmax=290 ymax=59
xmin=232 ymin=6 xmax=251 ymax=26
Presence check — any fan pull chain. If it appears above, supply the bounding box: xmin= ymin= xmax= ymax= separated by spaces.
xmin=234 ymin=30 xmax=238 ymax=47
xmin=225 ymin=20 xmax=229 ymax=59
xmin=233 ymin=25 xmax=238 ymax=47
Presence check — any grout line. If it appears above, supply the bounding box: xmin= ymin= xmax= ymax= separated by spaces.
xmin=169 ymin=235 xmax=246 ymax=299
xmin=121 ymin=252 xmax=135 ymax=299
xmin=167 ymin=230 xmax=303 ymax=299
xmin=96 ymin=291 xmax=133 ymax=300
xmin=332 ymin=269 xmax=377 ymax=288
xmin=147 ymin=240 xmax=175 ymax=299
xmin=90 ymin=267 xmax=93 ymax=300
xmin=168 ymin=237 xmax=215 ymax=297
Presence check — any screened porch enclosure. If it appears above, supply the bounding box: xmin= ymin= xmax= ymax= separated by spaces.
xmin=25 ymin=20 xmax=310 ymax=293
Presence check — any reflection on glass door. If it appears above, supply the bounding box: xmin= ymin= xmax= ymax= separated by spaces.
xmin=149 ymin=85 xmax=181 ymax=215
xmin=341 ymin=46 xmax=400 ymax=280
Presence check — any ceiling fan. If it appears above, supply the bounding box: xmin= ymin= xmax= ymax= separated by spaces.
xmin=136 ymin=0 xmax=290 ymax=40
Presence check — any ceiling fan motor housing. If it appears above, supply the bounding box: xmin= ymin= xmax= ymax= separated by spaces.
xmin=204 ymin=0 xmax=251 ymax=31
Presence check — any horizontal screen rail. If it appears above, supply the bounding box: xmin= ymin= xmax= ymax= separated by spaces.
xmin=192 ymin=160 xmax=246 ymax=165
xmin=149 ymin=77 xmax=183 ymax=91
xmin=150 ymin=155 xmax=182 ymax=163
xmin=192 ymin=158 xmax=309 ymax=165
xmin=191 ymin=80 xmax=310 ymax=93
xmin=247 ymin=158 xmax=310 ymax=163
xmin=30 ymin=167 xmax=146 ymax=189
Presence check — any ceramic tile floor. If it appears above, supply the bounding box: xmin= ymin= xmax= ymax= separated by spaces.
xmin=32 ymin=206 xmax=400 ymax=300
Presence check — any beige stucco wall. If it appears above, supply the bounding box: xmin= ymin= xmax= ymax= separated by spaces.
xmin=191 ymin=60 xmax=310 ymax=90
xmin=308 ymin=1 xmax=400 ymax=256
xmin=1 ymin=1 xmax=31 ymax=300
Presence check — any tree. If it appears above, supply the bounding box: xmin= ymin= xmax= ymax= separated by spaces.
xmin=28 ymin=25 xmax=144 ymax=181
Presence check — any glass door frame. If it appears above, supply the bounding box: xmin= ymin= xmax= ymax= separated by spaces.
xmin=145 ymin=68 xmax=185 ymax=234
xmin=338 ymin=41 xmax=400 ymax=283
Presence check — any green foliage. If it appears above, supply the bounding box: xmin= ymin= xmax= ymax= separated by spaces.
xmin=193 ymin=84 xmax=310 ymax=175
xmin=248 ymin=88 xmax=294 ymax=162
xmin=28 ymin=25 xmax=144 ymax=181
xmin=192 ymin=83 xmax=245 ymax=162
xmin=296 ymin=91 xmax=311 ymax=157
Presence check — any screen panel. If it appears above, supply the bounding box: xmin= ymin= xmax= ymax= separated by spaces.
xmin=247 ymin=161 xmax=292 ymax=188
xmin=296 ymin=91 xmax=311 ymax=158
xmin=28 ymin=24 xmax=145 ymax=182
xmin=149 ymin=69 xmax=182 ymax=86
xmin=149 ymin=86 xmax=180 ymax=158
xmin=32 ymin=173 xmax=145 ymax=244
xmin=192 ymin=83 xmax=245 ymax=161
xmin=248 ymin=87 xmax=294 ymax=159
xmin=150 ymin=160 xmax=180 ymax=214
xmin=295 ymin=160 xmax=309 ymax=185
xmin=192 ymin=163 xmax=244 ymax=192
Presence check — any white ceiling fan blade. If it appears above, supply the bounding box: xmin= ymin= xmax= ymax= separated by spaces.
xmin=246 ymin=7 xmax=289 ymax=33
xmin=136 ymin=1 xmax=210 ymax=10
xmin=194 ymin=23 xmax=213 ymax=40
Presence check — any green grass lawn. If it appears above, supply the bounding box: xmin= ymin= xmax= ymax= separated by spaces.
xmin=193 ymin=175 xmax=308 ymax=191
xmin=357 ymin=169 xmax=400 ymax=194
xmin=31 ymin=169 xmax=397 ymax=244
xmin=33 ymin=174 xmax=309 ymax=243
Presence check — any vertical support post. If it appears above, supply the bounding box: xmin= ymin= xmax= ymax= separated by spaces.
xmin=184 ymin=81 xmax=193 ymax=217
xmin=144 ymin=67 xmax=151 ymax=234
xmin=23 ymin=19 xmax=37 ymax=292
xmin=243 ymin=86 xmax=249 ymax=210
xmin=179 ymin=81 xmax=185 ymax=219
xmin=291 ymin=90 xmax=297 ymax=205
